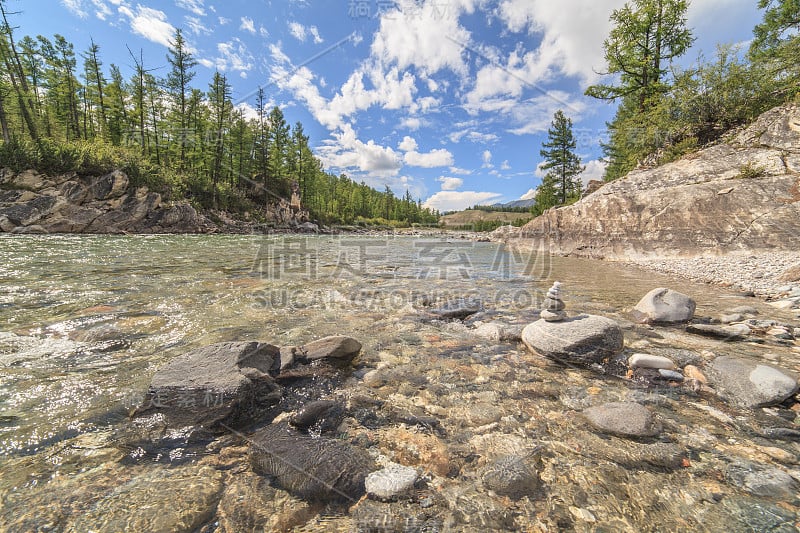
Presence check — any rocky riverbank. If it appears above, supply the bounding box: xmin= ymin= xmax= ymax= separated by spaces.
xmin=491 ymin=103 xmax=800 ymax=259
xmin=628 ymin=251 xmax=800 ymax=313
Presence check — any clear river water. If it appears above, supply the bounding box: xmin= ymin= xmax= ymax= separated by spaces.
xmin=0 ymin=234 xmax=798 ymax=532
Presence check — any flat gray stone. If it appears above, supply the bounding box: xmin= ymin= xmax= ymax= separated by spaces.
xmin=583 ymin=402 xmax=661 ymax=438
xmin=707 ymin=356 xmax=798 ymax=407
xmin=686 ymin=323 xmax=751 ymax=341
xmin=522 ymin=314 xmax=624 ymax=366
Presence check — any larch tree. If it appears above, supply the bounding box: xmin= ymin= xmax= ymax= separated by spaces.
xmin=207 ymin=70 xmax=232 ymax=206
xmin=750 ymin=0 xmax=800 ymax=96
xmin=165 ymin=29 xmax=197 ymax=170
xmin=81 ymin=39 xmax=107 ymax=140
xmin=585 ymin=0 xmax=694 ymax=110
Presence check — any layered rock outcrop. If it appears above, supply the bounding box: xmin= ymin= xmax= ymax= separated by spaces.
xmin=492 ymin=104 xmax=800 ymax=259
xmin=0 ymin=168 xmax=211 ymax=234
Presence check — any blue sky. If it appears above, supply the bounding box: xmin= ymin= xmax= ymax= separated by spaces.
xmin=19 ymin=0 xmax=760 ymax=210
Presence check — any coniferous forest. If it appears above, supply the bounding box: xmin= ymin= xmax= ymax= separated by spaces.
xmin=0 ymin=5 xmax=439 ymax=226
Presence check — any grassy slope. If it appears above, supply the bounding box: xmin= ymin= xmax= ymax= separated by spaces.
xmin=439 ymin=209 xmax=530 ymax=227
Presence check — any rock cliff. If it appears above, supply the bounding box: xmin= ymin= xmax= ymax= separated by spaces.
xmin=493 ymin=103 xmax=800 ymax=259
xmin=0 ymin=168 xmax=210 ymax=234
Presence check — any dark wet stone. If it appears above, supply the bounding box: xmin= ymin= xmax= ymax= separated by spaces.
xmin=481 ymin=455 xmax=540 ymax=499
xmin=250 ymin=422 xmax=375 ymax=503
xmin=431 ymin=298 xmax=482 ymax=320
xmin=289 ymin=400 xmax=345 ymax=433
xmin=133 ymin=342 xmax=282 ymax=431
xmin=583 ymin=402 xmax=661 ymax=438
xmin=706 ymin=356 xmax=798 ymax=408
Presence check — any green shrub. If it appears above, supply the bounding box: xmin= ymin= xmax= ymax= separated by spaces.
xmin=736 ymin=162 xmax=766 ymax=179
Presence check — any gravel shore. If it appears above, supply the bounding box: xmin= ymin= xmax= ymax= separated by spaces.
xmin=627 ymin=251 xmax=800 ymax=300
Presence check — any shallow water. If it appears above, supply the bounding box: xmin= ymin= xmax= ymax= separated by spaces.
xmin=0 ymin=234 xmax=798 ymax=532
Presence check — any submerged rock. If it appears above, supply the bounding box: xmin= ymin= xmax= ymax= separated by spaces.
xmin=632 ymin=288 xmax=696 ymax=324
xmin=431 ymin=298 xmax=482 ymax=320
xmin=686 ymin=323 xmax=751 ymax=340
xmin=706 ymin=356 xmax=798 ymax=407
xmin=250 ymin=422 xmax=375 ymax=502
xmin=583 ymin=402 xmax=661 ymax=438
xmin=522 ymin=314 xmax=624 ymax=366
xmin=725 ymin=460 xmax=797 ymax=498
xmin=365 ymin=463 xmax=419 ymax=500
xmin=133 ymin=342 xmax=282 ymax=431
xmin=481 ymin=455 xmax=540 ymax=499
xmin=289 ymin=400 xmax=345 ymax=434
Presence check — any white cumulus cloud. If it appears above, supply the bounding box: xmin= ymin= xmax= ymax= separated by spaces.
xmin=404 ymin=148 xmax=455 ymax=168
xmin=398 ymin=136 xmax=418 ymax=152
xmin=437 ymin=177 xmax=464 ymax=191
xmin=119 ymin=5 xmax=176 ymax=48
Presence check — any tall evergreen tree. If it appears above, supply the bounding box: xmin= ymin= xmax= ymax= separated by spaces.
xmin=538 ymin=110 xmax=584 ymax=207
xmin=166 ymin=29 xmax=197 ymax=170
xmin=207 ymin=71 xmax=231 ymax=206
xmin=750 ymin=0 xmax=800 ymax=97
xmin=0 ymin=2 xmax=39 ymax=140
xmin=81 ymin=39 xmax=107 ymax=140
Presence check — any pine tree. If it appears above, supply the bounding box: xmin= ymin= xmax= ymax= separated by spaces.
xmin=538 ymin=110 xmax=584 ymax=207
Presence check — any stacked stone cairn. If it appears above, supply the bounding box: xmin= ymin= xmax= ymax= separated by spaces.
xmin=541 ymin=281 xmax=567 ymax=322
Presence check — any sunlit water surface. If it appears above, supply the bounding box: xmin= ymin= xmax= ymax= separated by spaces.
xmin=0 ymin=235 xmax=797 ymax=532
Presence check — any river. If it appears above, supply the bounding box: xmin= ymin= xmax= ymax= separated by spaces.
xmin=0 ymin=234 xmax=798 ymax=531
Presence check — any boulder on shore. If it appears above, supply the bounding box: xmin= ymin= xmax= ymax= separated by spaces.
xmin=632 ymin=288 xmax=696 ymax=324
xmin=522 ymin=314 xmax=624 ymax=366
